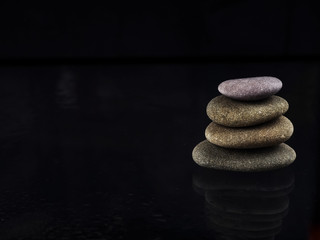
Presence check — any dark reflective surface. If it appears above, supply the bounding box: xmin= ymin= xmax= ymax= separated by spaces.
xmin=193 ymin=167 xmax=294 ymax=240
xmin=0 ymin=63 xmax=319 ymax=239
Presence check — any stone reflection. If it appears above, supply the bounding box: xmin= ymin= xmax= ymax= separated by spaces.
xmin=193 ymin=165 xmax=294 ymax=240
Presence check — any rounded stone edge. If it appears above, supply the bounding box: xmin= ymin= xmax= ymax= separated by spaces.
xmin=204 ymin=116 xmax=294 ymax=149
xmin=206 ymin=95 xmax=289 ymax=128
xmin=192 ymin=140 xmax=296 ymax=172
xmin=217 ymin=76 xmax=283 ymax=101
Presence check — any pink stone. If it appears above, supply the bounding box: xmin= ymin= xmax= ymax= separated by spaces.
xmin=218 ymin=76 xmax=282 ymax=101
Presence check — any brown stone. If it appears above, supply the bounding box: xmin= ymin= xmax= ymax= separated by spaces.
xmin=206 ymin=95 xmax=289 ymax=127
xmin=205 ymin=116 xmax=293 ymax=149
xmin=192 ymin=140 xmax=296 ymax=171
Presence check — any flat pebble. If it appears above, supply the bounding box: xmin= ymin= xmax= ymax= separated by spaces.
xmin=207 ymin=95 xmax=288 ymax=127
xmin=192 ymin=140 xmax=296 ymax=171
xmin=205 ymin=116 xmax=293 ymax=149
xmin=218 ymin=76 xmax=282 ymax=101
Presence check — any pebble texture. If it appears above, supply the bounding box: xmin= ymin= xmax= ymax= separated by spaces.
xmin=218 ymin=76 xmax=282 ymax=101
xmin=192 ymin=140 xmax=296 ymax=171
xmin=205 ymin=116 xmax=293 ymax=149
xmin=207 ymin=95 xmax=289 ymax=127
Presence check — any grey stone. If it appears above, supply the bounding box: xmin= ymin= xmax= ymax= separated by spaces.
xmin=192 ymin=140 xmax=296 ymax=171
xmin=207 ymin=95 xmax=289 ymax=127
xmin=218 ymin=76 xmax=282 ymax=101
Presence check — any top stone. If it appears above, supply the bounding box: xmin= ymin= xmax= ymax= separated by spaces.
xmin=218 ymin=76 xmax=282 ymax=101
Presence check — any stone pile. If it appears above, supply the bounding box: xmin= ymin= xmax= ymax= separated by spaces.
xmin=192 ymin=77 xmax=296 ymax=171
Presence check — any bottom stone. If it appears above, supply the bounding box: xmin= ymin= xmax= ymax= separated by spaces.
xmin=192 ymin=140 xmax=296 ymax=172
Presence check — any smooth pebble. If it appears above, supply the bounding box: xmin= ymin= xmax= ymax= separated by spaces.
xmin=205 ymin=116 xmax=293 ymax=149
xmin=207 ymin=95 xmax=289 ymax=127
xmin=192 ymin=140 xmax=296 ymax=171
xmin=218 ymin=76 xmax=282 ymax=101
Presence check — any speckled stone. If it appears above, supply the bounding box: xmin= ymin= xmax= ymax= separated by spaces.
xmin=192 ymin=140 xmax=296 ymax=171
xmin=218 ymin=76 xmax=282 ymax=101
xmin=206 ymin=95 xmax=289 ymax=127
xmin=205 ymin=116 xmax=293 ymax=149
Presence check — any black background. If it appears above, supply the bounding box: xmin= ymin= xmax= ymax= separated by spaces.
xmin=1 ymin=0 xmax=320 ymax=59
xmin=0 ymin=1 xmax=320 ymax=239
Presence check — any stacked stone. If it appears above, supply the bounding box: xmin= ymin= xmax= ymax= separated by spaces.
xmin=192 ymin=77 xmax=296 ymax=172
